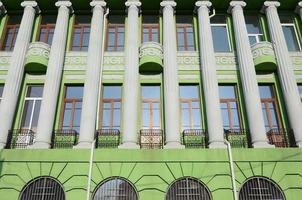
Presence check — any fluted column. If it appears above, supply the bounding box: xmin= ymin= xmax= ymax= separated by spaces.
xmin=119 ymin=0 xmax=141 ymax=149
xmin=228 ymin=1 xmax=272 ymax=148
xmin=33 ymin=1 xmax=72 ymax=148
xmin=195 ymin=1 xmax=225 ymax=148
xmin=76 ymin=0 xmax=107 ymax=149
xmin=0 ymin=2 xmax=6 ymax=15
xmin=296 ymin=2 xmax=302 ymax=25
xmin=263 ymin=1 xmax=302 ymax=147
xmin=0 ymin=1 xmax=39 ymax=149
xmin=160 ymin=1 xmax=183 ymax=148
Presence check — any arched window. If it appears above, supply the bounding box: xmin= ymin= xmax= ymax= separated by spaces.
xmin=20 ymin=176 xmax=65 ymax=200
xmin=239 ymin=177 xmax=285 ymax=200
xmin=166 ymin=177 xmax=211 ymax=200
xmin=93 ymin=177 xmax=138 ymax=200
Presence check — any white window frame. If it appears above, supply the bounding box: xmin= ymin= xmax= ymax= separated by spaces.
xmin=281 ymin=23 xmax=301 ymax=51
xmin=248 ymin=33 xmax=263 ymax=44
xmin=210 ymin=23 xmax=232 ymax=52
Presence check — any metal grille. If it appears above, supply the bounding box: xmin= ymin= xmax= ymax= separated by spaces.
xmin=266 ymin=129 xmax=289 ymax=148
xmin=93 ymin=177 xmax=138 ymax=200
xmin=6 ymin=129 xmax=35 ymax=149
xmin=239 ymin=177 xmax=285 ymax=200
xmin=182 ymin=129 xmax=208 ymax=148
xmin=224 ymin=129 xmax=249 ymax=148
xmin=52 ymin=129 xmax=79 ymax=148
xmin=140 ymin=129 xmax=163 ymax=149
xmin=96 ymin=129 xmax=120 ymax=148
xmin=166 ymin=177 xmax=211 ymax=200
xmin=20 ymin=177 xmax=65 ymax=200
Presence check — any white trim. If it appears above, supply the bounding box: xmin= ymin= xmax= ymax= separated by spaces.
xmin=210 ymin=23 xmax=232 ymax=52
xmin=281 ymin=23 xmax=301 ymax=51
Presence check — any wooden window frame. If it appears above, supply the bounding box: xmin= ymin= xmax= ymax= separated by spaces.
xmin=141 ymin=98 xmax=161 ymax=129
xmin=142 ymin=23 xmax=160 ymax=43
xmin=180 ymin=97 xmax=202 ymax=130
xmin=105 ymin=23 xmax=125 ymax=51
xmin=37 ymin=24 xmax=55 ymax=44
xmin=176 ymin=23 xmax=195 ymax=51
xmin=1 ymin=24 xmax=20 ymax=51
xmin=70 ymin=24 xmax=91 ymax=51
xmin=100 ymin=98 xmax=122 ymax=130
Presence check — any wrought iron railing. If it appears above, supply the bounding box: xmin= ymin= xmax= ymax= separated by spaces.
xmin=266 ymin=129 xmax=290 ymax=148
xmin=182 ymin=129 xmax=208 ymax=148
xmin=96 ymin=129 xmax=120 ymax=148
xmin=224 ymin=129 xmax=249 ymax=148
xmin=6 ymin=129 xmax=35 ymax=149
xmin=139 ymin=129 xmax=163 ymax=149
xmin=52 ymin=129 xmax=78 ymax=148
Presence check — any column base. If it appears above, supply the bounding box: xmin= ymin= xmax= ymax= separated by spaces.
xmin=30 ymin=141 xmax=51 ymax=149
xmin=74 ymin=142 xmax=93 ymax=149
xmin=0 ymin=142 xmax=6 ymax=149
xmin=209 ymin=141 xmax=227 ymax=149
xmin=252 ymin=141 xmax=275 ymax=148
xmin=164 ymin=142 xmax=185 ymax=149
xmin=118 ymin=142 xmax=140 ymax=149
xmin=296 ymin=141 xmax=302 ymax=148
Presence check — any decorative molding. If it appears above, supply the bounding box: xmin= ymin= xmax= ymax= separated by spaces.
xmin=139 ymin=42 xmax=163 ymax=59
xmin=140 ymin=74 xmax=161 ymax=80
xmin=27 ymin=75 xmax=45 ymax=80
xmin=103 ymin=66 xmax=124 ymax=71
xmin=178 ymin=74 xmax=200 ymax=80
xmin=290 ymin=52 xmax=302 ymax=67
xmin=217 ymin=74 xmax=237 ymax=80
xmin=251 ymin=41 xmax=275 ymax=59
xmin=215 ymin=53 xmax=237 ymax=66
xmin=0 ymin=74 xmax=6 ymax=80
xmin=102 ymin=74 xmax=123 ymax=80
xmin=295 ymin=74 xmax=302 ymax=80
xmin=256 ymin=73 xmax=275 ymax=80
xmin=65 ymin=75 xmax=86 ymax=80
xmin=26 ymin=42 xmax=50 ymax=59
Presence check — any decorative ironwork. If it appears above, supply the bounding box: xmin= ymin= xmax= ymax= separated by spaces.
xmin=96 ymin=129 xmax=120 ymax=148
xmin=224 ymin=129 xmax=249 ymax=148
xmin=166 ymin=177 xmax=212 ymax=200
xmin=266 ymin=129 xmax=290 ymax=148
xmin=140 ymin=129 xmax=163 ymax=149
xmin=239 ymin=176 xmax=285 ymax=200
xmin=20 ymin=176 xmax=65 ymax=200
xmin=52 ymin=129 xmax=78 ymax=149
xmin=6 ymin=129 xmax=35 ymax=149
xmin=182 ymin=129 xmax=207 ymax=148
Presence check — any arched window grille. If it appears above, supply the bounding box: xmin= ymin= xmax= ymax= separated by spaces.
xmin=20 ymin=176 xmax=65 ymax=200
xmin=93 ymin=177 xmax=138 ymax=200
xmin=166 ymin=177 xmax=211 ymax=200
xmin=239 ymin=177 xmax=285 ymax=200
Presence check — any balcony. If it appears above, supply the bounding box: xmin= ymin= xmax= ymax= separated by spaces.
xmin=224 ymin=129 xmax=249 ymax=148
xmin=251 ymin=41 xmax=277 ymax=71
xmin=96 ymin=129 xmax=120 ymax=148
xmin=182 ymin=129 xmax=207 ymax=148
xmin=266 ymin=129 xmax=290 ymax=148
xmin=52 ymin=129 xmax=79 ymax=149
xmin=24 ymin=42 xmax=50 ymax=73
xmin=139 ymin=42 xmax=163 ymax=73
xmin=6 ymin=129 xmax=35 ymax=149
xmin=139 ymin=129 xmax=163 ymax=149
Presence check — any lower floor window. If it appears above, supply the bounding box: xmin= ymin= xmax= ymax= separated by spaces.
xmin=298 ymin=85 xmax=302 ymax=102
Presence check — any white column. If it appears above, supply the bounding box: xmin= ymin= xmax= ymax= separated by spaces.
xmin=0 ymin=1 xmax=39 ymax=149
xmin=263 ymin=1 xmax=302 ymax=147
xmin=119 ymin=0 xmax=141 ymax=149
xmin=76 ymin=1 xmax=106 ymax=149
xmin=195 ymin=1 xmax=225 ymax=148
xmin=0 ymin=2 xmax=6 ymax=15
xmin=32 ymin=1 xmax=72 ymax=148
xmin=160 ymin=1 xmax=183 ymax=149
xmin=228 ymin=1 xmax=272 ymax=148
xmin=296 ymin=2 xmax=302 ymax=22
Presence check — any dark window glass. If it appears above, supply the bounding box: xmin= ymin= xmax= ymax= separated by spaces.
xmin=101 ymin=86 xmax=122 ymax=129
xmin=245 ymin=15 xmax=263 ymax=45
xmin=180 ymin=85 xmax=202 ymax=130
xmin=176 ymin=15 xmax=195 ymax=51
xmin=106 ymin=15 xmax=125 ymax=51
xmin=38 ymin=15 xmax=56 ymax=45
xmin=1 ymin=15 xmax=22 ymax=51
xmin=211 ymin=15 xmax=230 ymax=52
xmin=298 ymin=85 xmax=302 ymax=102
xmin=280 ymin=15 xmax=300 ymax=51
xmin=71 ymin=15 xmax=91 ymax=51
xmin=142 ymin=15 xmax=159 ymax=43
xmin=60 ymin=86 xmax=83 ymax=133
xmin=0 ymin=85 xmax=3 ymax=102
xmin=219 ymin=85 xmax=241 ymax=130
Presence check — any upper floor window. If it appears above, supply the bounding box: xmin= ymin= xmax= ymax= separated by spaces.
xmin=298 ymin=85 xmax=302 ymax=102
xmin=245 ymin=15 xmax=264 ymax=46
xmin=106 ymin=15 xmax=125 ymax=51
xmin=0 ymin=85 xmax=3 ymax=102
xmin=37 ymin=15 xmax=56 ymax=45
xmin=211 ymin=15 xmax=231 ymax=52
xmin=180 ymin=85 xmax=202 ymax=130
xmin=1 ymin=15 xmax=22 ymax=51
xmin=176 ymin=15 xmax=195 ymax=51
xmin=71 ymin=15 xmax=91 ymax=51
xmin=60 ymin=86 xmax=83 ymax=133
xmin=100 ymin=85 xmax=122 ymax=130
xmin=280 ymin=15 xmax=301 ymax=52
xmin=259 ymin=85 xmax=282 ymax=131
xmin=219 ymin=85 xmax=242 ymax=130
xmin=142 ymin=15 xmax=159 ymax=43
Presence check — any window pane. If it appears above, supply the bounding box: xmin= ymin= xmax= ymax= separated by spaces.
xmin=298 ymin=85 xmax=302 ymax=101
xmin=282 ymin=26 xmax=300 ymax=51
xmin=21 ymin=101 xmax=34 ymax=128
xmin=180 ymin=85 xmax=199 ymax=98
xmin=31 ymin=100 xmax=41 ymax=129
xmin=259 ymin=85 xmax=273 ymax=98
xmin=249 ymin=36 xmax=257 ymax=46
xmin=66 ymin=86 xmax=83 ymax=99
xmin=245 ymin=16 xmax=261 ymax=34
xmin=219 ymin=85 xmax=236 ymax=99
xmin=103 ymin=86 xmax=122 ymax=98
xmin=142 ymin=86 xmax=160 ymax=99
xmin=27 ymin=86 xmax=44 ymax=97
xmin=0 ymin=85 xmax=4 ymax=98
xmin=211 ymin=26 xmax=230 ymax=52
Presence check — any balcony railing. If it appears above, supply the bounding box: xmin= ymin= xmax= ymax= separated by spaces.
xmin=224 ymin=129 xmax=249 ymax=148
xmin=96 ymin=129 xmax=120 ymax=148
xmin=6 ymin=129 xmax=35 ymax=149
xmin=266 ymin=129 xmax=290 ymax=148
xmin=140 ymin=129 xmax=163 ymax=149
xmin=52 ymin=129 xmax=78 ymax=149
xmin=182 ymin=129 xmax=207 ymax=148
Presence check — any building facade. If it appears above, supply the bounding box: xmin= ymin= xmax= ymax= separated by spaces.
xmin=0 ymin=0 xmax=301 ymax=199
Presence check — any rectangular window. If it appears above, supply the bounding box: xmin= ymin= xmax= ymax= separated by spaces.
xmin=60 ymin=86 xmax=83 ymax=133
xmin=1 ymin=15 xmax=22 ymax=51
xmin=71 ymin=15 xmax=91 ymax=51
xmin=280 ymin=15 xmax=301 ymax=52
xmin=141 ymin=85 xmax=161 ymax=129
xmin=106 ymin=15 xmax=125 ymax=51
xmin=20 ymin=86 xmax=43 ymax=132
xmin=211 ymin=15 xmax=231 ymax=52
xmin=100 ymin=85 xmax=122 ymax=130
xmin=37 ymin=15 xmax=56 ymax=45
xmin=259 ymin=85 xmax=282 ymax=131
xmin=180 ymin=85 xmax=202 ymax=130
xmin=219 ymin=85 xmax=242 ymax=130
xmin=298 ymin=85 xmax=302 ymax=102
xmin=176 ymin=15 xmax=195 ymax=51
xmin=245 ymin=15 xmax=264 ymax=46
xmin=0 ymin=85 xmax=3 ymax=102
xmin=142 ymin=15 xmax=159 ymax=43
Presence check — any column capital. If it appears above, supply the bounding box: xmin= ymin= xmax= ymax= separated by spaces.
xmin=295 ymin=1 xmax=302 ymax=14
xmin=0 ymin=2 xmax=7 ymax=15
xmin=262 ymin=1 xmax=280 ymax=13
xmin=195 ymin=1 xmax=212 ymax=8
xmin=228 ymin=1 xmax=246 ymax=13
xmin=55 ymin=1 xmax=73 ymax=13
xmin=21 ymin=1 xmax=40 ymax=13
xmin=160 ymin=0 xmax=176 ymax=9
xmin=125 ymin=0 xmax=141 ymax=8
xmin=90 ymin=0 xmax=106 ymax=8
